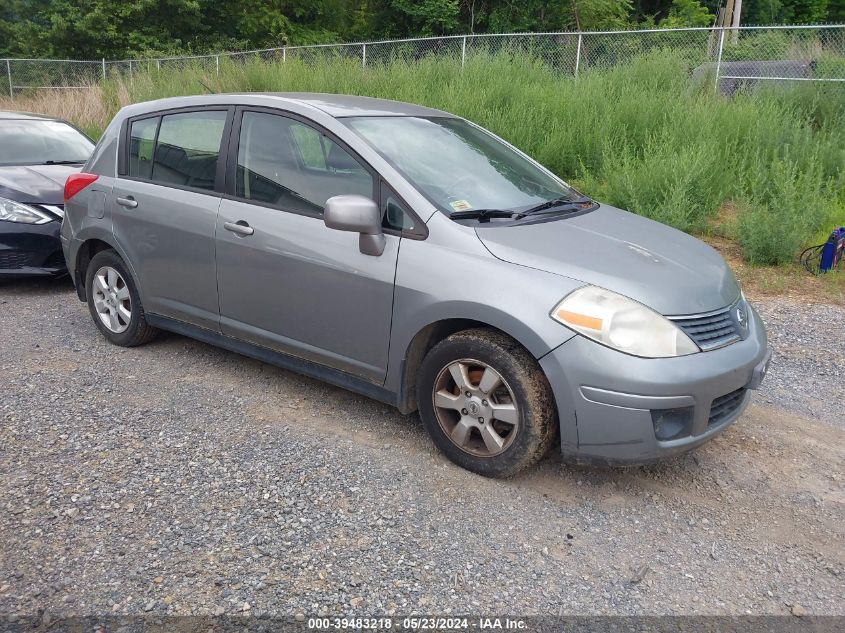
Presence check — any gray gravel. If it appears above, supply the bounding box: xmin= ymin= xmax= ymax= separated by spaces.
xmin=1 ymin=279 xmax=843 ymax=618
xmin=753 ymin=299 xmax=845 ymax=429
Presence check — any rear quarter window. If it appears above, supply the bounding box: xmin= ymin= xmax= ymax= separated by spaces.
xmin=128 ymin=117 xmax=159 ymax=179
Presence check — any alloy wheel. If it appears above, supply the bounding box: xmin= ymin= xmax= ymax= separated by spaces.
xmin=92 ymin=265 xmax=132 ymax=334
xmin=432 ymin=358 xmax=520 ymax=457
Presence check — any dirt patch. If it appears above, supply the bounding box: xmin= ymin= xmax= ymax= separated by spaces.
xmin=703 ymin=235 xmax=844 ymax=305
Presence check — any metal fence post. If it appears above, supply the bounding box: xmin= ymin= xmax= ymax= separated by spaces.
xmin=101 ymin=58 xmax=106 ymax=81
xmin=362 ymin=43 xmax=366 ymax=68
xmin=216 ymin=55 xmax=220 ymax=76
xmin=5 ymin=59 xmax=12 ymax=98
xmin=575 ymin=33 xmax=582 ymax=79
xmin=156 ymin=59 xmax=161 ymax=72
xmin=461 ymin=35 xmax=467 ymax=68
xmin=714 ymin=28 xmax=725 ymax=95
xmin=283 ymin=47 xmax=286 ymax=63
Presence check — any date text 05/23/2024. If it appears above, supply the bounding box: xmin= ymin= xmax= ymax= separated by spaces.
xmin=307 ymin=617 xmax=528 ymax=630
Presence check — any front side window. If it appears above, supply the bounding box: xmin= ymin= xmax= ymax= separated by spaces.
xmin=344 ymin=116 xmax=573 ymax=216
xmin=0 ymin=119 xmax=93 ymax=166
xmin=135 ymin=110 xmax=227 ymax=191
xmin=236 ymin=111 xmax=373 ymax=215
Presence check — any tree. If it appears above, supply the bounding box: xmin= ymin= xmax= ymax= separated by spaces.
xmin=389 ymin=0 xmax=461 ymax=35
xmin=659 ymin=0 xmax=714 ymax=27
xmin=572 ymin=0 xmax=635 ymax=30
xmin=0 ymin=0 xmax=839 ymax=59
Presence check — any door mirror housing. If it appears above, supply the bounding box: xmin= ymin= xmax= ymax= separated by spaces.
xmin=323 ymin=195 xmax=385 ymax=256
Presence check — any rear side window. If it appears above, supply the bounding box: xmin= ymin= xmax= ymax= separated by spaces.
xmin=235 ymin=111 xmax=373 ymax=215
xmin=128 ymin=117 xmax=158 ymax=179
xmin=126 ymin=110 xmax=227 ymax=191
xmin=150 ymin=111 xmax=227 ymax=191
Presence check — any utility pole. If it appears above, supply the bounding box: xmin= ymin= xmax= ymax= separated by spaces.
xmin=722 ymin=0 xmax=735 ymax=27
xmin=731 ymin=0 xmax=743 ymax=43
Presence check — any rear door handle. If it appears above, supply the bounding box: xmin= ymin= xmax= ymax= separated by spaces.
xmin=116 ymin=196 xmax=138 ymax=209
xmin=223 ymin=221 xmax=254 ymax=236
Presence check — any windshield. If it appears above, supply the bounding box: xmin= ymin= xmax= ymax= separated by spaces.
xmin=344 ymin=116 xmax=575 ymax=216
xmin=0 ymin=119 xmax=94 ymax=166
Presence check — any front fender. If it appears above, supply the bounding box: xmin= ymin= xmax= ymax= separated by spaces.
xmin=385 ymin=223 xmax=581 ymax=397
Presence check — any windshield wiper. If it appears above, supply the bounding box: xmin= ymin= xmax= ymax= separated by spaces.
xmin=520 ymin=195 xmax=594 ymax=216
xmin=450 ymin=196 xmax=595 ymax=223
xmin=40 ymin=160 xmax=87 ymax=165
xmin=449 ymin=208 xmax=525 ymax=223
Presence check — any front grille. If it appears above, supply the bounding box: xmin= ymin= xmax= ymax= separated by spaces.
xmin=670 ymin=306 xmax=741 ymax=351
xmin=0 ymin=251 xmax=32 ymax=269
xmin=708 ymin=388 xmax=747 ymax=427
xmin=39 ymin=204 xmax=64 ymax=219
xmin=42 ymin=250 xmax=67 ymax=269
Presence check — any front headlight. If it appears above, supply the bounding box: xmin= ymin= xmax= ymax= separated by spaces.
xmin=551 ymin=286 xmax=699 ymax=358
xmin=0 ymin=197 xmax=53 ymax=224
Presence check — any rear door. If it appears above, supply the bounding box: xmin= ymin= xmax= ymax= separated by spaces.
xmin=215 ymin=108 xmax=399 ymax=382
xmin=113 ymin=108 xmax=232 ymax=330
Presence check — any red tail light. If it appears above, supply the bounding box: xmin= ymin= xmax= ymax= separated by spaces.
xmin=64 ymin=173 xmax=99 ymax=203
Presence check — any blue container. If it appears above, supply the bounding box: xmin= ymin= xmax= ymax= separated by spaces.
xmin=819 ymin=227 xmax=845 ymax=273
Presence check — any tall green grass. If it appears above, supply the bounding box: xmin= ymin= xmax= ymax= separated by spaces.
xmin=97 ymin=51 xmax=844 ymax=265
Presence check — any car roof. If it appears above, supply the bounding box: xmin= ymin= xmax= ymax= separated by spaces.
xmin=121 ymin=93 xmax=455 ymax=119
xmin=0 ymin=110 xmax=64 ymax=122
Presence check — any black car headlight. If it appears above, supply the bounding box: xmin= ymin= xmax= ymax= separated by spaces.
xmin=0 ymin=197 xmax=53 ymax=224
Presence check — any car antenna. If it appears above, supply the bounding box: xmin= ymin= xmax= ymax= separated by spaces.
xmin=198 ymin=79 xmax=215 ymax=94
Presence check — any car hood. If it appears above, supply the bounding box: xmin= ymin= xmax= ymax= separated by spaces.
xmin=0 ymin=164 xmax=80 ymax=205
xmin=475 ymin=205 xmax=739 ymax=316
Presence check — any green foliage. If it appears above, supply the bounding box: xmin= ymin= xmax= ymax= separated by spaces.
xmin=1 ymin=0 xmax=842 ymax=60
xmin=388 ymin=0 xmax=461 ymax=35
xmin=720 ymin=31 xmax=792 ymax=65
xmin=737 ymin=155 xmax=833 ymax=265
xmin=659 ymin=0 xmax=713 ymax=28
xmin=91 ymin=50 xmax=845 ymax=265
xmin=574 ymin=0 xmax=635 ymax=30
xmin=743 ymin=0 xmax=833 ymax=25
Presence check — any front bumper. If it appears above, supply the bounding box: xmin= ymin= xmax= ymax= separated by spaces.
xmin=540 ymin=302 xmax=770 ymax=464
xmin=0 ymin=220 xmax=66 ymax=279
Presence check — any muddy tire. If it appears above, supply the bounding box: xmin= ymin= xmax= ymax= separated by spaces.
xmin=417 ymin=328 xmax=557 ymax=477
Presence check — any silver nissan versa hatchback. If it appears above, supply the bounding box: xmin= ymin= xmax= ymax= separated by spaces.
xmin=61 ymin=94 xmax=771 ymax=477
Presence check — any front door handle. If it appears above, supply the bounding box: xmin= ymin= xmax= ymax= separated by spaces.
xmin=223 ymin=220 xmax=254 ymax=236
xmin=116 ymin=196 xmax=138 ymax=209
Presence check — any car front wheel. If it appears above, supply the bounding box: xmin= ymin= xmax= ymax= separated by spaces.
xmin=417 ymin=328 xmax=557 ymax=477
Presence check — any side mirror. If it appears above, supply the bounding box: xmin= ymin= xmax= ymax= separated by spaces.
xmin=323 ymin=194 xmax=386 ymax=256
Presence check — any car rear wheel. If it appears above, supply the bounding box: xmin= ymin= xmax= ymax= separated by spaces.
xmin=417 ymin=328 xmax=557 ymax=477
xmin=85 ymin=250 xmax=158 ymax=347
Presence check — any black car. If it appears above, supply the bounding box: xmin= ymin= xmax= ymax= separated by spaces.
xmin=0 ymin=111 xmax=94 ymax=278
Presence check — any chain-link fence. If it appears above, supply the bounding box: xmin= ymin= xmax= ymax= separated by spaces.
xmin=1 ymin=24 xmax=843 ymax=98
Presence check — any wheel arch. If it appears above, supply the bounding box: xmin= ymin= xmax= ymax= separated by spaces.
xmin=73 ymin=235 xmax=138 ymax=302
xmin=394 ymin=315 xmax=552 ymax=415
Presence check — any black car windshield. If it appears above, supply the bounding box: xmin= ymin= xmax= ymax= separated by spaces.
xmin=344 ymin=116 xmax=574 ymax=216
xmin=0 ymin=119 xmax=94 ymax=166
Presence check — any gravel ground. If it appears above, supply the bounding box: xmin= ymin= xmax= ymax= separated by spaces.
xmin=0 ymin=278 xmax=843 ymax=618
xmin=752 ymin=299 xmax=845 ymax=428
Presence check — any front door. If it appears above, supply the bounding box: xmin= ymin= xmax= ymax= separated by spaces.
xmin=215 ymin=110 xmax=399 ymax=383
xmin=113 ymin=109 xmax=230 ymax=330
